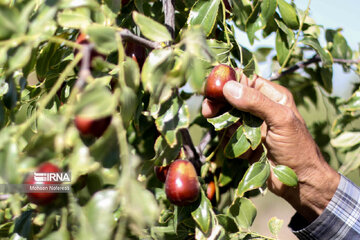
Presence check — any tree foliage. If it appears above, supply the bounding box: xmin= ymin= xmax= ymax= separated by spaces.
xmin=0 ymin=0 xmax=359 ymax=239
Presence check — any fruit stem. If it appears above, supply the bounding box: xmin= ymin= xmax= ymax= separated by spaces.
xmin=278 ymin=0 xmax=312 ymax=73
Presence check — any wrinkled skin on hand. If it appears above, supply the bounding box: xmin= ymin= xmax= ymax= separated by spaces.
xmin=202 ymin=73 xmax=340 ymax=222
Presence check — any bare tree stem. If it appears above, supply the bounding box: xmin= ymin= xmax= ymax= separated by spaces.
xmin=271 ymin=56 xmax=360 ymax=81
xmin=163 ymin=0 xmax=175 ymax=38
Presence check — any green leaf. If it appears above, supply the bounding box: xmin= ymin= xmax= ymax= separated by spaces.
xmin=133 ymin=11 xmax=172 ymax=42
xmin=331 ymin=131 xmax=360 ymax=148
xmin=207 ymin=109 xmax=242 ymax=131
xmin=242 ymin=112 xmax=263 ymax=150
xmin=119 ymin=86 xmax=138 ymax=126
xmin=217 ymin=214 xmax=239 ymax=233
xmin=153 ymin=134 xmax=181 ymax=166
xmin=245 ymin=1 xmax=265 ymax=45
xmin=36 ymin=42 xmax=61 ymax=81
xmin=272 ymin=165 xmax=298 ymax=187
xmin=228 ymin=197 xmax=257 ymax=229
xmin=155 ymin=94 xmax=190 ymax=147
xmin=75 ymin=85 xmax=116 ymax=119
xmin=124 ymin=56 xmax=141 ymax=91
xmin=87 ymin=25 xmax=117 ymax=54
xmin=224 ymin=125 xmax=251 ymax=159
xmin=141 ymin=48 xmax=174 ymax=104
xmin=275 ymin=29 xmax=289 ymax=66
xmin=75 ymin=190 xmax=118 ymax=240
xmin=275 ymin=18 xmax=295 ymax=47
xmin=0 ymin=6 xmax=19 ymax=40
xmin=191 ymin=191 xmax=211 ymax=235
xmin=232 ymin=0 xmax=252 ymax=30
xmin=187 ymin=0 xmax=221 ymax=36
xmin=254 ymin=47 xmax=272 ymax=62
xmin=8 ymin=45 xmax=32 ymax=73
xmin=340 ymin=89 xmax=360 ymax=112
xmin=261 ymin=0 xmax=276 ymax=22
xmin=320 ymin=66 xmax=333 ymax=93
xmin=58 ymin=9 xmax=92 ymax=29
xmin=339 ymin=147 xmax=360 ymax=175
xmin=301 ymin=37 xmax=333 ymax=67
xmin=90 ymin=125 xmax=121 ymax=168
xmin=268 ymin=217 xmax=284 ymax=237
xmin=277 ymin=0 xmax=299 ymax=29
xmin=206 ymin=39 xmax=232 ymax=63
xmin=237 ymin=161 xmax=270 ymax=197
xmin=326 ymin=30 xmax=352 ymax=60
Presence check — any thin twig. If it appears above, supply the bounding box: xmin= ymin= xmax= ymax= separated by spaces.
xmin=119 ymin=29 xmax=161 ymax=49
xmin=74 ymin=44 xmax=92 ymax=90
xmin=270 ymin=56 xmax=360 ymax=80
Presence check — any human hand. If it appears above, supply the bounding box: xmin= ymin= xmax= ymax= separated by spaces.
xmin=202 ymin=73 xmax=340 ymax=222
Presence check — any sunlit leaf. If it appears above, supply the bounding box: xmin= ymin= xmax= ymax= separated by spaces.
xmin=228 ymin=197 xmax=257 ymax=229
xmin=272 ymin=165 xmax=298 ymax=187
xmin=237 ymin=161 xmax=270 ymax=197
xmin=133 ymin=11 xmax=172 ymax=42
xmin=207 ymin=109 xmax=242 ymax=131
xmin=224 ymin=125 xmax=251 ymax=159
xmin=187 ymin=0 xmax=221 ymax=36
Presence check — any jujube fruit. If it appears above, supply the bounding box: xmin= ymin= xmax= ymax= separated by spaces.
xmin=165 ymin=160 xmax=200 ymax=206
xmin=125 ymin=41 xmax=147 ymax=69
xmin=205 ymin=64 xmax=236 ymax=102
xmin=24 ymin=163 xmax=61 ymax=205
xmin=74 ymin=116 xmax=111 ymax=138
xmin=154 ymin=165 xmax=170 ymax=183
xmin=206 ymin=181 xmax=216 ymax=201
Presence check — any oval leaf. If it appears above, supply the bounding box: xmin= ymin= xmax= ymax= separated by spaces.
xmin=133 ymin=11 xmax=172 ymax=42
xmin=331 ymin=131 xmax=360 ymax=148
xmin=187 ymin=0 xmax=221 ymax=36
xmin=191 ymin=190 xmax=211 ymax=235
xmin=272 ymin=165 xmax=298 ymax=187
xmin=207 ymin=108 xmax=242 ymax=131
xmin=228 ymin=197 xmax=257 ymax=229
xmin=237 ymin=161 xmax=270 ymax=197
xmin=268 ymin=217 xmax=284 ymax=237
xmin=277 ymin=0 xmax=299 ymax=29
xmin=301 ymin=37 xmax=333 ymax=67
xmin=224 ymin=125 xmax=251 ymax=159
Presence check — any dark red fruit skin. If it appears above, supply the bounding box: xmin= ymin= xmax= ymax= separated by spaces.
xmin=125 ymin=41 xmax=147 ymax=69
xmin=154 ymin=165 xmax=170 ymax=183
xmin=122 ymin=0 xmax=130 ymax=6
xmin=205 ymin=64 xmax=236 ymax=102
xmin=24 ymin=163 xmax=61 ymax=206
xmin=165 ymin=160 xmax=200 ymax=206
xmin=206 ymin=181 xmax=216 ymax=201
xmin=74 ymin=116 xmax=111 ymax=138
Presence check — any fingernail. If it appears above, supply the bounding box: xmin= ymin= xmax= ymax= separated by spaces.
xmin=224 ymin=81 xmax=243 ymax=99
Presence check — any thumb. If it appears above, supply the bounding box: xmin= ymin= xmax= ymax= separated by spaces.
xmin=223 ymin=81 xmax=291 ymax=127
